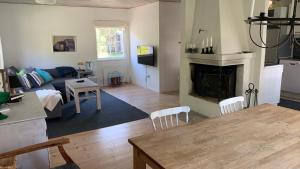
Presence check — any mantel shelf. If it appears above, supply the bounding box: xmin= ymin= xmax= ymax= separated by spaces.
xmin=187 ymin=53 xmax=254 ymax=66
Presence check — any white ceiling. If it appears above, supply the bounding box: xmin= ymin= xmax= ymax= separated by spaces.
xmin=0 ymin=0 xmax=180 ymax=9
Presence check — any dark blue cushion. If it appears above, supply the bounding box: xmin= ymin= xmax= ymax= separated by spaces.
xmin=56 ymin=67 xmax=78 ymax=78
xmin=43 ymin=69 xmax=60 ymax=78
xmin=6 ymin=66 xmax=19 ymax=76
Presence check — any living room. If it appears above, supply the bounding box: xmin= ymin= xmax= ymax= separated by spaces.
xmin=0 ymin=0 xmax=182 ymax=168
xmin=2 ymin=0 xmax=300 ymax=169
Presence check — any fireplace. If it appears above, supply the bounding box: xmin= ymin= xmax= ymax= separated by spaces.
xmin=191 ymin=64 xmax=237 ymax=101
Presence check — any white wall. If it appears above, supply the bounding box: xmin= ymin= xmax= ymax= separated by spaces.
xmin=0 ymin=3 xmax=130 ymax=84
xmin=129 ymin=2 xmax=181 ymax=93
xmin=191 ymin=0 xmax=251 ymax=55
xmin=180 ymin=0 xmax=217 ymax=115
xmin=219 ymin=0 xmax=250 ymax=54
xmin=191 ymin=0 xmax=221 ymax=53
xmin=129 ymin=2 xmax=160 ymax=92
xmin=0 ymin=2 xmax=181 ymax=91
xmin=159 ymin=2 xmax=181 ymax=93
xmin=243 ymin=0 xmax=268 ymax=103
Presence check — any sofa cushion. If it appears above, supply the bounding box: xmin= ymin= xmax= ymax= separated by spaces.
xmin=35 ymin=68 xmax=53 ymax=82
xmin=6 ymin=66 xmax=19 ymax=76
xmin=56 ymin=67 xmax=77 ymax=78
xmin=51 ymin=77 xmax=73 ymax=84
xmin=17 ymin=74 xmax=32 ymax=90
xmin=27 ymin=71 xmax=45 ymax=88
xmin=16 ymin=69 xmax=27 ymax=76
xmin=51 ymin=77 xmax=73 ymax=102
xmin=43 ymin=69 xmax=60 ymax=78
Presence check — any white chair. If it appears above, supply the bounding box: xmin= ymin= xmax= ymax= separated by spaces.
xmin=219 ymin=96 xmax=245 ymax=115
xmin=150 ymin=106 xmax=190 ymax=131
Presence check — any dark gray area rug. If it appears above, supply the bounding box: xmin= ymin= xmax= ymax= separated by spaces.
xmin=46 ymin=91 xmax=149 ymax=138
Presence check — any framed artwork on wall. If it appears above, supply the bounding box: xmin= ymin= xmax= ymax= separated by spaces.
xmin=53 ymin=36 xmax=76 ymax=52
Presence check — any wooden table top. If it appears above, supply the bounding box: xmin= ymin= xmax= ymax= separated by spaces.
xmin=129 ymin=104 xmax=300 ymax=169
xmin=65 ymin=78 xmax=98 ymax=89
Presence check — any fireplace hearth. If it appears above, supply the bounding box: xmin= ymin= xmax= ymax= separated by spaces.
xmin=191 ymin=64 xmax=237 ymax=101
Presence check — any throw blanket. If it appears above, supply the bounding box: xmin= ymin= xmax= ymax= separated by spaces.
xmin=36 ymin=90 xmax=63 ymax=111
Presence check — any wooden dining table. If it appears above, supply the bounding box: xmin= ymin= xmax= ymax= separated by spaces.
xmin=128 ymin=104 xmax=300 ymax=169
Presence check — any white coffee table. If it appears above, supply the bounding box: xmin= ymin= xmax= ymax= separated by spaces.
xmin=65 ymin=78 xmax=101 ymax=113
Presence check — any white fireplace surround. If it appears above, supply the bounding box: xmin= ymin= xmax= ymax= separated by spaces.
xmin=180 ymin=0 xmax=268 ymax=117
xmin=188 ymin=53 xmax=253 ymax=66
xmin=181 ymin=53 xmax=254 ymax=117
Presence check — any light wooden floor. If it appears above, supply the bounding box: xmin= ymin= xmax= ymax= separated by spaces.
xmin=49 ymin=84 xmax=205 ymax=169
xmin=103 ymin=85 xmax=180 ymax=114
xmin=49 ymin=118 xmax=154 ymax=169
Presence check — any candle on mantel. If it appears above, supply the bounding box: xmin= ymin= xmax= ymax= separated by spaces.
xmin=206 ymin=38 xmax=209 ymax=47
xmin=249 ymin=0 xmax=255 ymax=18
xmin=210 ymin=36 xmax=213 ymax=47
xmin=202 ymin=40 xmax=205 ymax=48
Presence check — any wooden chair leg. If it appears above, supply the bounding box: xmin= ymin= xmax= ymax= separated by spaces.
xmin=133 ymin=148 xmax=146 ymax=169
xmin=58 ymin=145 xmax=74 ymax=164
xmin=0 ymin=157 xmax=16 ymax=169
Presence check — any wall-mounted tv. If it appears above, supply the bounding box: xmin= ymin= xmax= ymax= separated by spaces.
xmin=137 ymin=45 xmax=155 ymax=66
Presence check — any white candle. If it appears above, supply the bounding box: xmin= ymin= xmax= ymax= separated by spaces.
xmin=249 ymin=0 xmax=255 ymax=18
xmin=210 ymin=36 xmax=213 ymax=47
xmin=206 ymin=38 xmax=209 ymax=47
xmin=289 ymin=0 xmax=295 ymax=18
xmin=202 ymin=40 xmax=205 ymax=48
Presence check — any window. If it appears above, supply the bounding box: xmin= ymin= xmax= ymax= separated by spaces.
xmin=95 ymin=27 xmax=126 ymax=60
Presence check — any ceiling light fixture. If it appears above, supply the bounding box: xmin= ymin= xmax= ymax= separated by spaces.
xmin=35 ymin=0 xmax=57 ymax=5
xmin=246 ymin=0 xmax=300 ymax=48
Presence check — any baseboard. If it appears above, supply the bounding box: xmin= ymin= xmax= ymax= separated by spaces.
xmin=281 ymin=91 xmax=300 ymax=102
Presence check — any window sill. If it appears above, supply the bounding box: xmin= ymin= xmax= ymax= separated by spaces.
xmin=96 ymin=57 xmax=127 ymax=61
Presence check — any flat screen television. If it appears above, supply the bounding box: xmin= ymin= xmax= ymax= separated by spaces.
xmin=137 ymin=45 xmax=155 ymax=66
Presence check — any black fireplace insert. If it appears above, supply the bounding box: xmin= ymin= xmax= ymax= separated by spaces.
xmin=191 ymin=64 xmax=237 ymax=101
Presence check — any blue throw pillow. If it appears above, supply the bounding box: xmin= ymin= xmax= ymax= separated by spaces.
xmin=35 ymin=68 xmax=54 ymax=82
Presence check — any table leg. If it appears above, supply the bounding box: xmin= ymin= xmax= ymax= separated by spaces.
xmin=133 ymin=148 xmax=146 ymax=169
xmin=66 ymin=86 xmax=70 ymax=103
xmin=74 ymin=92 xmax=80 ymax=113
xmin=96 ymin=89 xmax=101 ymax=110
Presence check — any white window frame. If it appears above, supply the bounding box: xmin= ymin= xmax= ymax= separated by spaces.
xmin=94 ymin=20 xmax=129 ymax=61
